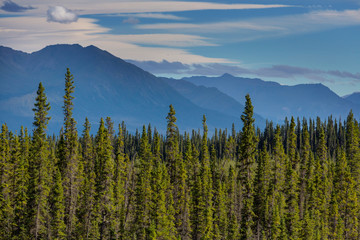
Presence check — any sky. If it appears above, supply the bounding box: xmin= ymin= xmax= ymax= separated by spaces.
xmin=1 ymin=0 xmax=360 ymax=96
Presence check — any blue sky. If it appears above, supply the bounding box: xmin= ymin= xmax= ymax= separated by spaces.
xmin=1 ymin=0 xmax=359 ymax=96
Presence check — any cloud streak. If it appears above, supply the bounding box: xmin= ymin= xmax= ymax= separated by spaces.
xmin=117 ymin=13 xmax=187 ymax=21
xmin=129 ymin=60 xmax=360 ymax=84
xmin=136 ymin=8 xmax=360 ymax=41
xmin=0 ymin=16 xmax=228 ymax=63
xmin=72 ymin=2 xmax=290 ymax=14
xmin=47 ymin=6 xmax=78 ymax=24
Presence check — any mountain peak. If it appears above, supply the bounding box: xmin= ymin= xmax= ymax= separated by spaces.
xmin=221 ymin=73 xmax=234 ymax=78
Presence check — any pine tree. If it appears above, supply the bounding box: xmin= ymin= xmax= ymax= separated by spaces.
xmin=95 ymin=118 xmax=115 ymax=239
xmin=285 ymin=117 xmax=301 ymax=239
xmin=333 ymin=149 xmax=359 ymax=239
xmin=238 ymin=94 xmax=258 ymax=239
xmin=346 ymin=111 xmax=360 ymax=185
xmin=76 ymin=118 xmax=99 ymax=239
xmin=49 ymin=168 xmax=66 ymax=239
xmin=28 ymin=82 xmax=52 ymax=239
xmin=61 ymin=68 xmax=81 ymax=239
xmin=165 ymin=105 xmax=191 ymax=239
xmin=299 ymin=120 xmax=311 ymax=220
xmin=254 ymin=142 xmax=270 ymax=238
xmin=132 ymin=126 xmax=153 ymax=239
xmin=226 ymin=165 xmax=240 ymax=239
xmin=0 ymin=124 xmax=12 ymax=237
xmin=12 ymin=127 xmax=30 ymax=239
xmin=150 ymin=133 xmax=177 ymax=239
xmin=308 ymin=127 xmax=330 ymax=239
xmin=197 ymin=115 xmax=214 ymax=239
xmin=112 ymin=124 xmax=127 ymax=239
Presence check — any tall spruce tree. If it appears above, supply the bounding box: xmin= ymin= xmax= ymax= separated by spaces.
xmin=284 ymin=117 xmax=301 ymax=239
xmin=61 ymin=68 xmax=81 ymax=239
xmin=198 ymin=115 xmax=214 ymax=240
xmin=238 ymin=94 xmax=258 ymax=239
xmin=28 ymin=82 xmax=52 ymax=239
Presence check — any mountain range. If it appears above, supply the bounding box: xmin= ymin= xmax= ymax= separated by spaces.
xmin=0 ymin=44 xmax=245 ymax=134
xmin=0 ymin=44 xmax=358 ymax=134
xmin=182 ymin=74 xmax=360 ymax=122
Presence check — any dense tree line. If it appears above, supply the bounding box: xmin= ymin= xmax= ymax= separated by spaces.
xmin=1 ymin=69 xmax=360 ymax=239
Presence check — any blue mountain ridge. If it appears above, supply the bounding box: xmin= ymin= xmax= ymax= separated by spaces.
xmin=0 ymin=44 xmax=253 ymax=134
xmin=183 ymin=74 xmax=360 ymax=122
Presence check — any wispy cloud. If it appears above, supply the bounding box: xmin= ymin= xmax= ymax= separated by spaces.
xmin=129 ymin=60 xmax=360 ymax=84
xmin=122 ymin=17 xmax=140 ymax=25
xmin=136 ymin=8 xmax=360 ymax=41
xmin=0 ymin=16 xmax=228 ymax=63
xmin=113 ymin=34 xmax=216 ymax=47
xmin=0 ymin=0 xmax=34 ymax=12
xmin=71 ymin=2 xmax=290 ymax=14
xmin=117 ymin=13 xmax=187 ymax=21
xmin=47 ymin=6 xmax=78 ymax=24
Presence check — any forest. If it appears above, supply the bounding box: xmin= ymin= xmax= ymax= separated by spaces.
xmin=1 ymin=68 xmax=360 ymax=240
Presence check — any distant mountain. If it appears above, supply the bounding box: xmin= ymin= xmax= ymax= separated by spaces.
xmin=183 ymin=74 xmax=360 ymax=122
xmin=0 ymin=44 xmax=242 ymax=134
xmin=344 ymin=92 xmax=360 ymax=105
xmin=163 ymin=77 xmax=265 ymax=125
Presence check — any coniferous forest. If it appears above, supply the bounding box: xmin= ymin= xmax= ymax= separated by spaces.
xmin=1 ymin=68 xmax=360 ymax=240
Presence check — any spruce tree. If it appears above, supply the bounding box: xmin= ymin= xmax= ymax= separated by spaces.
xmin=333 ymin=149 xmax=359 ymax=239
xmin=198 ymin=115 xmax=214 ymax=239
xmin=13 ymin=127 xmax=30 ymax=239
xmin=112 ymin=124 xmax=127 ymax=239
xmin=76 ymin=118 xmax=99 ymax=239
xmin=285 ymin=117 xmax=301 ymax=239
xmin=0 ymin=124 xmax=12 ymax=237
xmin=61 ymin=68 xmax=81 ymax=239
xmin=49 ymin=167 xmax=66 ymax=239
xmin=254 ymin=143 xmax=270 ymax=238
xmin=238 ymin=94 xmax=257 ymax=239
xmin=150 ymin=132 xmax=177 ymax=239
xmin=95 ymin=118 xmax=115 ymax=239
xmin=346 ymin=111 xmax=360 ymax=185
xmin=28 ymin=82 xmax=52 ymax=239
xmin=132 ymin=126 xmax=153 ymax=239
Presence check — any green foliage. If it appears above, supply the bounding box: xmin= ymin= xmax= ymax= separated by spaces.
xmin=2 ymin=76 xmax=360 ymax=240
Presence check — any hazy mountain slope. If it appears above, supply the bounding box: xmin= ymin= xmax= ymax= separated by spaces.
xmin=163 ymin=77 xmax=265 ymax=126
xmin=183 ymin=74 xmax=359 ymax=122
xmin=0 ymin=44 xmax=241 ymax=133
xmin=344 ymin=92 xmax=360 ymax=105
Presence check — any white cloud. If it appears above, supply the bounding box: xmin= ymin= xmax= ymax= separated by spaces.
xmin=47 ymin=6 xmax=78 ymax=23
xmin=0 ymin=16 xmax=227 ymax=64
